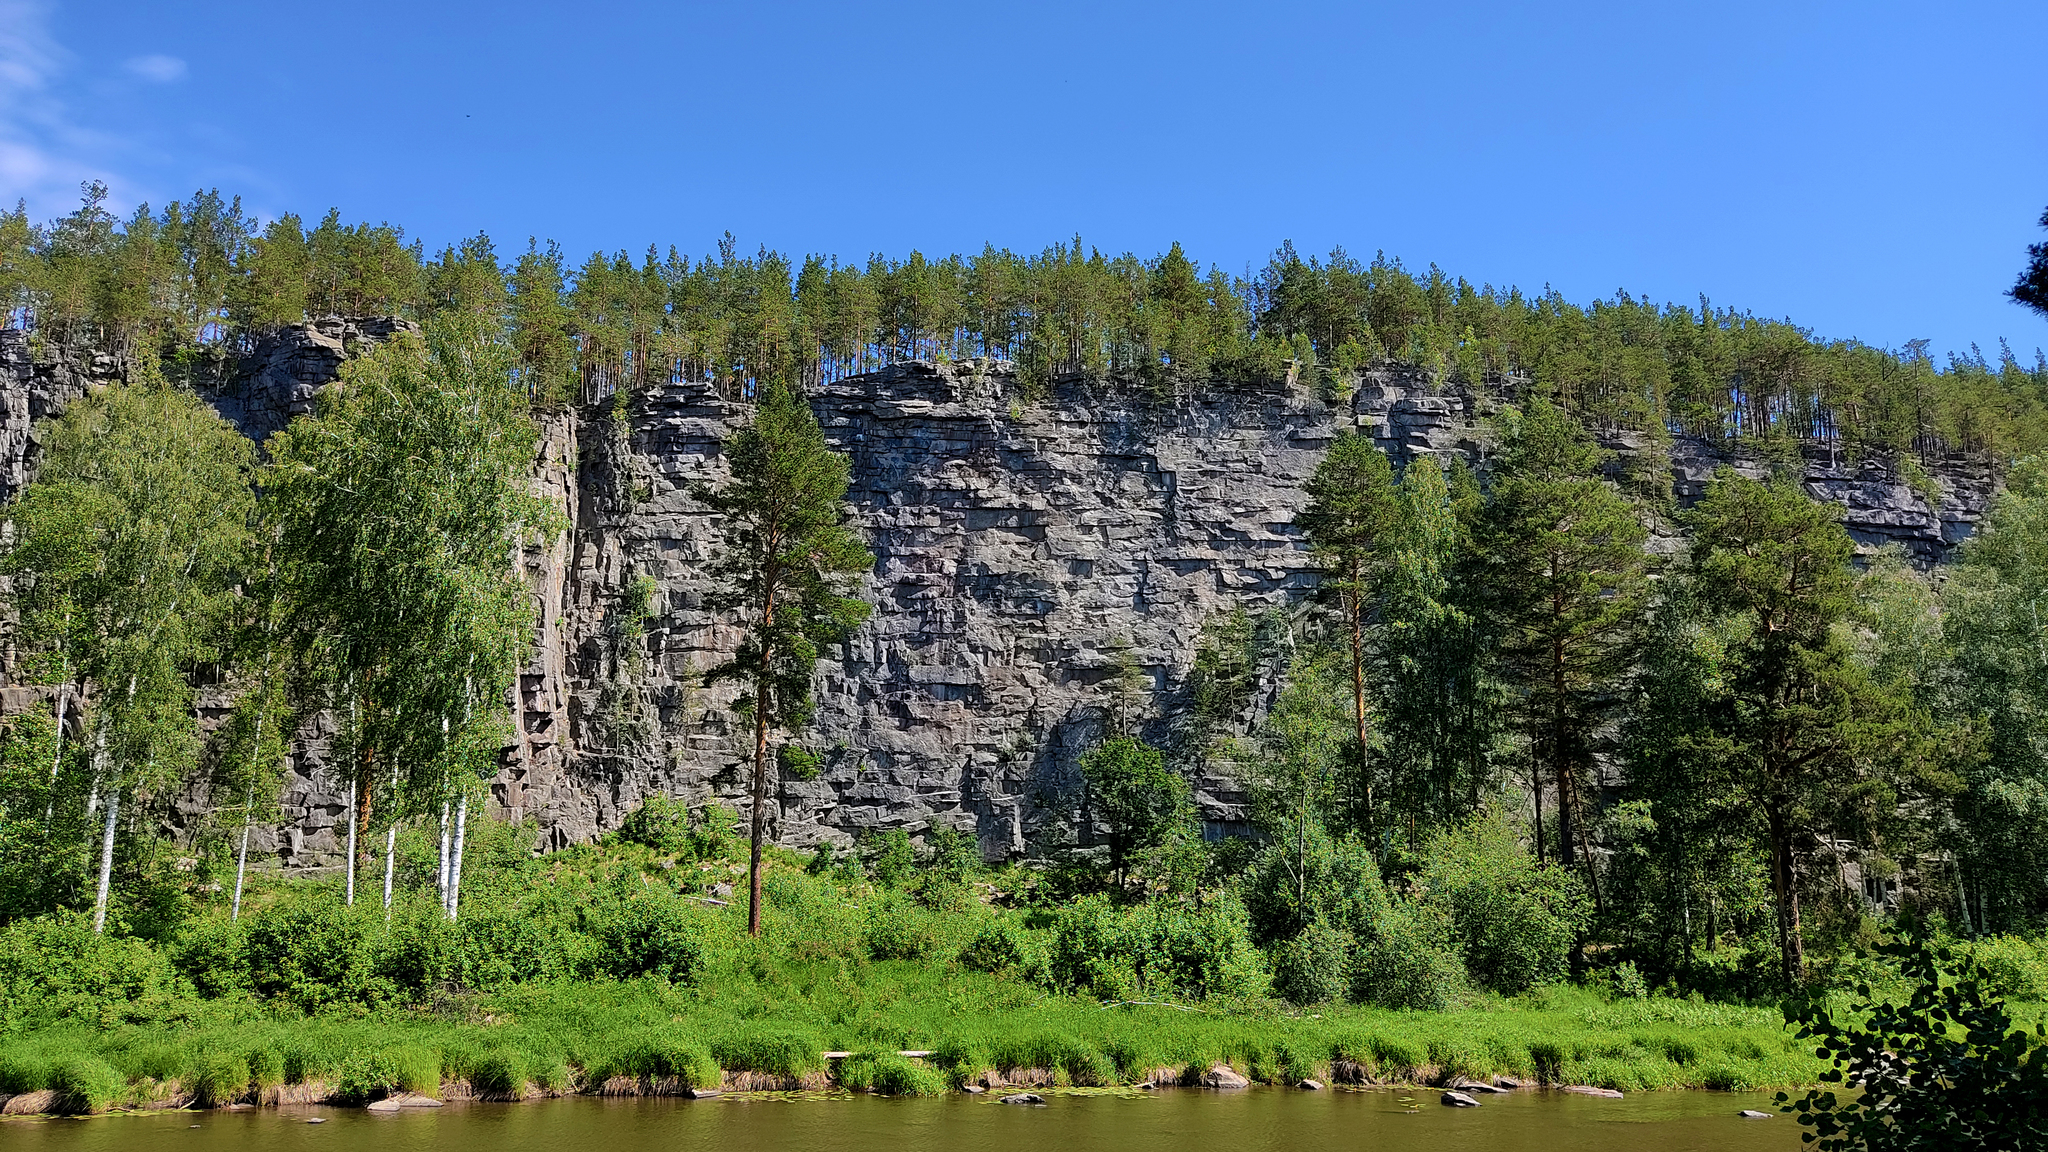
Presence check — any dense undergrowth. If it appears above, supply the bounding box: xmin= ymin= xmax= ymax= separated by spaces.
xmin=7 ymin=812 xmax=2043 ymax=1115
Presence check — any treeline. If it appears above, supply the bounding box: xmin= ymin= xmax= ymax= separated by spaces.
xmin=5 ymin=183 xmax=2046 ymax=457
xmin=1132 ymin=402 xmax=2048 ymax=1003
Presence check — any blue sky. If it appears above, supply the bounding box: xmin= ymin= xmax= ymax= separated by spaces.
xmin=3 ymin=0 xmax=2044 ymax=359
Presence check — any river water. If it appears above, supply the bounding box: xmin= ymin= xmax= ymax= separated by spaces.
xmin=1 ymin=1088 xmax=1798 ymax=1152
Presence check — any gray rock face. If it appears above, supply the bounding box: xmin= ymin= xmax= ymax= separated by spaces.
xmin=0 ymin=329 xmax=116 ymax=503
xmin=0 ymin=333 xmax=2010 ymax=867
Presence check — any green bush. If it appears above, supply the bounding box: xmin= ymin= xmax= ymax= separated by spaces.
xmin=1043 ymin=893 xmax=1268 ymax=1001
xmin=863 ymin=896 xmax=944 ymax=962
xmin=172 ymin=918 xmax=251 ymax=998
xmin=1271 ymin=920 xmax=1354 ymax=1005
xmin=619 ymin=795 xmax=692 ymax=854
xmin=333 ymin=1045 xmax=442 ymax=1104
xmin=864 ymin=829 xmax=917 ymax=888
xmin=188 ymin=1048 xmax=251 ymax=1107
xmin=1352 ymin=903 xmax=1465 ymax=1010
xmin=49 ymin=1056 xmax=125 ymax=1114
xmin=241 ymin=898 xmax=391 ymax=1011
xmin=1418 ymin=812 xmax=1589 ymax=995
xmin=689 ymin=803 xmax=739 ymax=863
xmin=1244 ymin=829 xmax=1388 ymax=946
xmin=0 ymin=913 xmax=183 ymax=1027
xmin=959 ymin=918 xmax=1030 ymax=974
xmin=580 ymin=889 xmax=703 ymax=983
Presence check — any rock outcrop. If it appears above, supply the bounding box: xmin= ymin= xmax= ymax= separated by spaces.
xmin=0 ymin=327 xmax=2007 ymax=867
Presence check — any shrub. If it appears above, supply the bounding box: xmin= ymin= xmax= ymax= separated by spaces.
xmin=1271 ymin=920 xmax=1354 ymax=1005
xmin=1043 ymin=893 xmax=1267 ymax=1001
xmin=1418 ymin=812 xmax=1589 ymax=994
xmin=188 ymin=1048 xmax=251 ymax=1108
xmin=333 ymin=1045 xmax=442 ymax=1104
xmin=1352 ymin=903 xmax=1465 ymax=1010
xmin=171 ymin=918 xmax=251 ymax=998
xmin=241 ymin=899 xmax=391 ymax=1011
xmin=0 ymin=913 xmax=183 ymax=1027
xmin=959 ymin=919 xmax=1030 ymax=974
xmin=688 ymin=803 xmax=739 ymax=863
xmin=619 ymin=795 xmax=692 ymax=854
xmin=862 ymin=829 xmax=918 ymax=888
xmin=862 ymin=896 xmax=943 ymax=962
xmin=581 ymin=889 xmax=703 ymax=983
xmin=49 ymin=1056 xmax=125 ymax=1114
xmin=1244 ymin=829 xmax=1388 ymax=946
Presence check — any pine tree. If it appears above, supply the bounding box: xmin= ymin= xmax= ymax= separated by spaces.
xmin=1685 ymin=471 xmax=1908 ymax=986
xmin=1299 ymin=431 xmax=1398 ymax=837
xmin=698 ymin=382 xmax=872 ymax=936
xmin=1480 ymin=397 xmax=1650 ymax=896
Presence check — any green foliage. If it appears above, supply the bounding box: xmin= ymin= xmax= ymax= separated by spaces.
xmin=1043 ymin=893 xmax=1268 ymax=1001
xmin=592 ymin=1028 xmax=718 ymax=1088
xmin=863 ymin=828 xmax=917 ymax=888
xmin=1078 ymin=736 xmax=1193 ymax=886
xmin=1271 ymin=919 xmax=1354 ymax=1005
xmin=618 ymin=794 xmax=691 ymax=855
xmin=1418 ymin=811 xmax=1589 ymax=994
xmin=1779 ymin=935 xmax=2048 ymax=1150
xmin=187 ymin=1047 xmax=251 ymax=1107
xmin=861 ymin=894 xmax=945 ymax=962
xmin=333 ymin=1044 xmax=442 ymax=1104
xmin=0 ymin=912 xmax=183 ymax=1029
xmin=1353 ymin=902 xmax=1467 ymax=1010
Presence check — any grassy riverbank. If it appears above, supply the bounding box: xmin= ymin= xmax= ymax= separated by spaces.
xmin=6 ymin=813 xmax=2046 ymax=1115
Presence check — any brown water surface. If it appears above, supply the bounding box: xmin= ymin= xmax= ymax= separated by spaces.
xmin=0 ymin=1088 xmax=1801 ymax=1152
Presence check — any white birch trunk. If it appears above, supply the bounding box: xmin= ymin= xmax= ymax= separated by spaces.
xmin=446 ymin=794 xmax=469 ymax=920
xmin=437 ymin=800 xmax=450 ymax=904
xmin=91 ymin=786 xmax=118 ymax=934
xmin=43 ymin=689 xmax=66 ymax=825
xmin=233 ymin=785 xmax=253 ymax=922
xmin=345 ymin=773 xmax=357 ymax=907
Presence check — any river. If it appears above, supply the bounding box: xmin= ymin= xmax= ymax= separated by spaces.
xmin=1 ymin=1088 xmax=1798 ymax=1152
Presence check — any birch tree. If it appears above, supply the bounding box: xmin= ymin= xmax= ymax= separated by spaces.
xmin=2 ymin=383 xmax=255 ymax=932
xmin=698 ymin=381 xmax=872 ymax=936
xmin=264 ymin=312 xmax=549 ymax=911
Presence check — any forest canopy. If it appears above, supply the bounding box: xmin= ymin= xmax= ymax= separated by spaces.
xmin=4 ymin=183 xmax=2046 ymax=461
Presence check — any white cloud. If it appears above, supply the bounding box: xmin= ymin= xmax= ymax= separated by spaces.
xmin=0 ymin=0 xmax=128 ymax=215
xmin=123 ymin=54 xmax=185 ymax=83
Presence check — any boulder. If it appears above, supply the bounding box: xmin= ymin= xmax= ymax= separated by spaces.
xmin=1297 ymin=1079 xmax=1324 ymax=1091
xmin=684 ymin=1087 xmax=721 ymax=1099
xmin=1454 ymin=1080 xmax=1505 ymax=1094
xmin=999 ymin=1093 xmax=1045 ymax=1105
xmin=1492 ymin=1076 xmax=1529 ymax=1090
xmin=1203 ymin=1065 xmax=1250 ymax=1090
xmin=1738 ymin=1110 xmax=1773 ymax=1119
xmin=1440 ymin=1090 xmax=1481 ymax=1107
xmin=962 ymin=1085 xmax=986 ymax=1094
xmin=1559 ymin=1085 xmax=1624 ymax=1099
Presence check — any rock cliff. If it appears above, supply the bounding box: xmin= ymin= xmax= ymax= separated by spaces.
xmin=0 ymin=326 xmax=2003 ymax=867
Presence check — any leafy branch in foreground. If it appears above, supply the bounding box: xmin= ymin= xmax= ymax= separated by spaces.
xmin=1779 ymin=934 xmax=2048 ymax=1150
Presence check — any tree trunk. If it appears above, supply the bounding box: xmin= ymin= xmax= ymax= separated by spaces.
xmin=43 ymin=688 xmax=67 ymax=825
xmin=1533 ymin=767 xmax=1545 ymax=866
xmin=1346 ymin=573 xmax=1371 ymax=834
xmin=345 ymin=769 xmax=358 ymax=907
xmin=748 ymin=679 xmax=770 ymax=937
xmin=91 ymin=784 xmax=119 ymax=934
xmin=1768 ymin=806 xmax=1805 ymax=986
xmin=446 ymin=794 xmax=469 ymax=920
xmin=233 ymin=784 xmax=253 ymax=922
xmin=437 ymin=798 xmax=451 ymax=906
